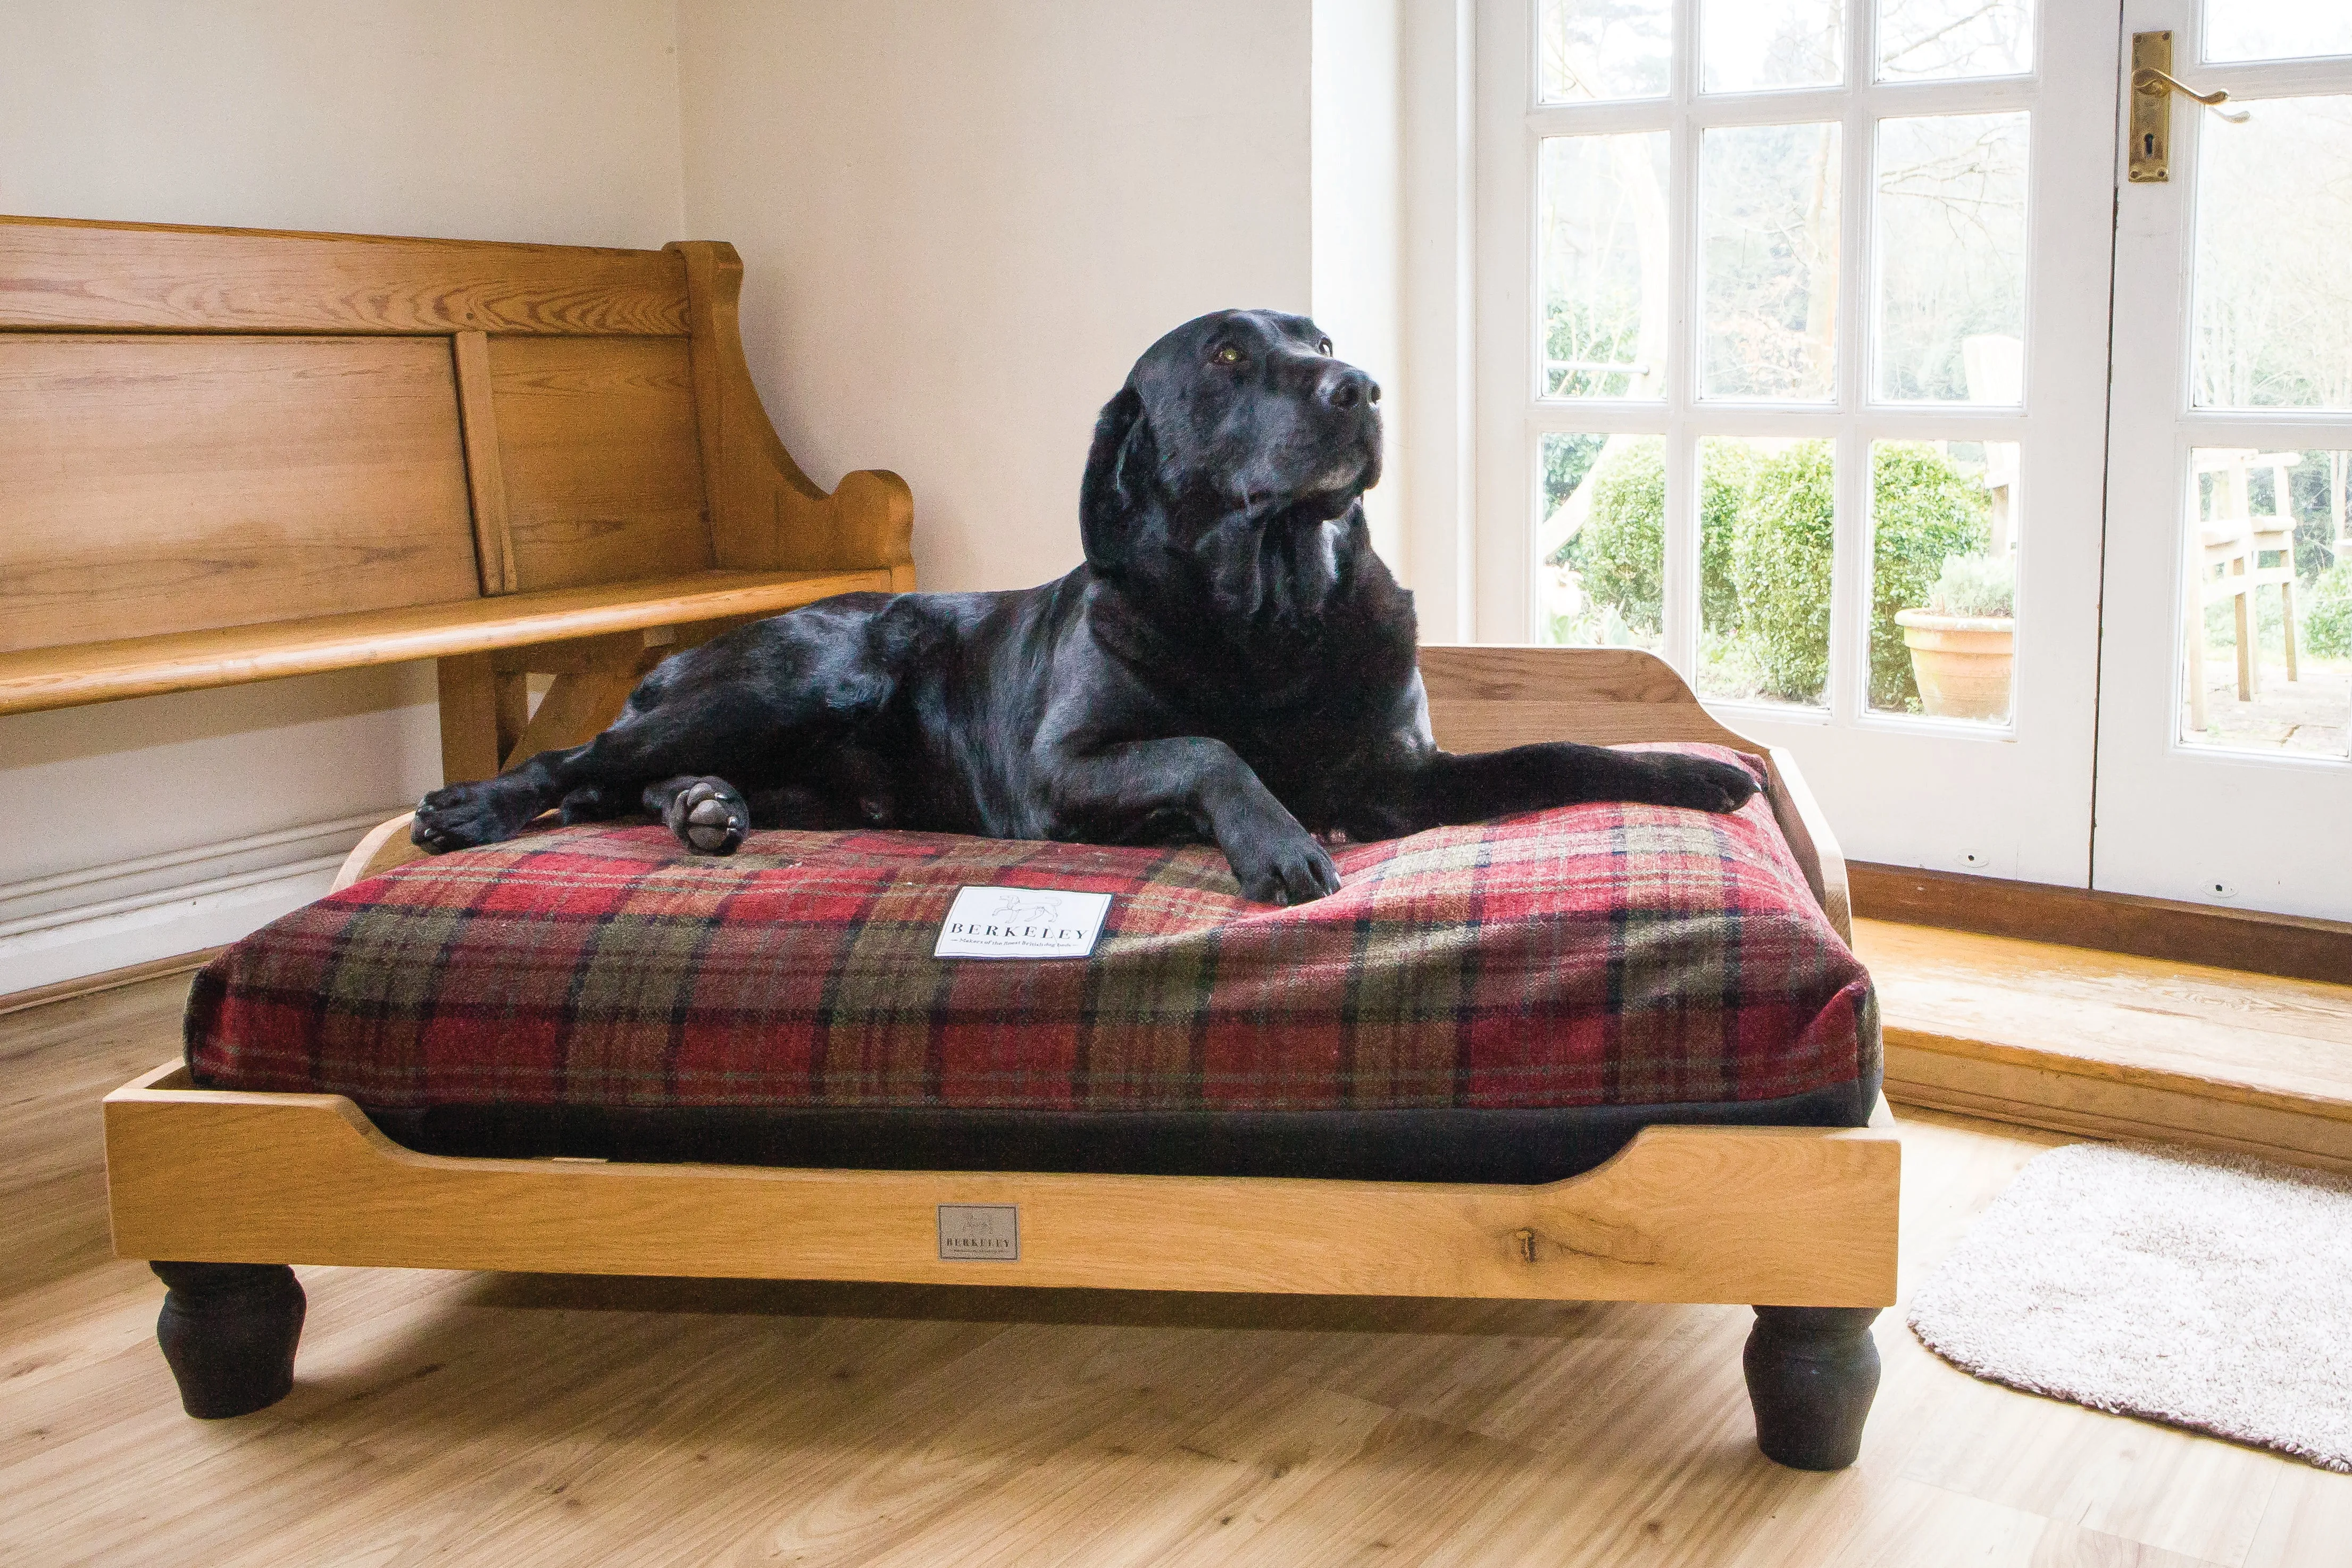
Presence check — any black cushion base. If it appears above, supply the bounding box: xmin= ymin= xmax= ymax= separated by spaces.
xmin=365 ymin=1064 xmax=1879 ymax=1186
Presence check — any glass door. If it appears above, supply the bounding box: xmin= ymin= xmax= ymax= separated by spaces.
xmin=2095 ymin=0 xmax=2352 ymax=919
xmin=1473 ymin=0 xmax=2124 ymax=883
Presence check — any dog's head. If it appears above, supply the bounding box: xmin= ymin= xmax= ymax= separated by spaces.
xmin=1079 ymin=310 xmax=1381 ymax=614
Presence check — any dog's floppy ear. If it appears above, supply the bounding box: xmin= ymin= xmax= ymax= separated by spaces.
xmin=1079 ymin=382 xmax=1152 ymax=575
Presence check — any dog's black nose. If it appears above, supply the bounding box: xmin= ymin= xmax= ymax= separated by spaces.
xmin=1321 ymin=366 xmax=1379 ymax=411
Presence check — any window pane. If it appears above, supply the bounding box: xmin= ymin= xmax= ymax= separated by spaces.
xmin=1700 ymin=122 xmax=1841 ymax=401
xmin=2205 ymin=1 xmax=2352 ymax=63
xmin=1874 ymin=112 xmax=2029 ymax=403
xmin=1539 ymin=0 xmax=1673 ymax=103
xmin=1878 ymin=0 xmax=2033 ymax=80
xmin=1540 ymin=133 xmax=1671 ymax=399
xmin=1696 ymin=437 xmax=1835 ymax=707
xmin=1539 ymin=433 xmax=1666 ymax=650
xmin=1869 ymin=440 xmax=2016 ymax=722
xmin=2192 ymin=96 xmax=2352 ymax=411
xmin=1702 ymin=0 xmax=1843 ymax=94
xmin=2181 ymin=447 xmax=2352 ymax=757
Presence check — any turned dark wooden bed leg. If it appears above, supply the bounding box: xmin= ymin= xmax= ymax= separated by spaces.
xmin=152 ymin=1262 xmax=305 ymax=1419
xmin=1744 ymin=1306 xmax=1881 ymax=1470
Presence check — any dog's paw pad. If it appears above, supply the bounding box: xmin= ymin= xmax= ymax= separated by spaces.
xmin=686 ymin=797 xmax=737 ymax=849
xmin=661 ymin=778 xmax=749 ymax=855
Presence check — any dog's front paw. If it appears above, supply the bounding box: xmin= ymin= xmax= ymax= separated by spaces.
xmin=656 ymin=777 xmax=749 ymax=855
xmin=1229 ymin=827 xmax=1342 ymax=906
xmin=412 ymin=781 xmax=537 ymax=853
xmin=1643 ymin=754 xmax=1761 ymax=814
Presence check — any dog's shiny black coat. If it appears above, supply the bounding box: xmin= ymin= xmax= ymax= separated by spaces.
xmin=413 ymin=310 xmax=1757 ymax=903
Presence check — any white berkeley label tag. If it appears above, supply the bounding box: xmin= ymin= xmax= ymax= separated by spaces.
xmin=933 ymin=886 xmax=1111 ymax=960
xmin=938 ymin=1204 xmax=1019 ymax=1261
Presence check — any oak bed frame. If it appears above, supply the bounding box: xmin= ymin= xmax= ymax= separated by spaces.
xmin=21 ymin=216 xmax=1898 ymax=1472
xmin=106 ymin=651 xmax=1899 ymax=1470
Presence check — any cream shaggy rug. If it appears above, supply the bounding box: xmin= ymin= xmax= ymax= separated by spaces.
xmin=1907 ymin=1141 xmax=2352 ymax=1471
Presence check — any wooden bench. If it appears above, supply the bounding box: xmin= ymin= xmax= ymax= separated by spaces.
xmin=0 ymin=215 xmax=913 ymax=783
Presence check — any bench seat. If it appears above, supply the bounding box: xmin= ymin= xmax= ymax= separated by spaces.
xmin=0 ymin=566 xmax=893 ymax=715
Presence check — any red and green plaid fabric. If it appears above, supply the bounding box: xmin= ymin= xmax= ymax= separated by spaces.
xmin=187 ymin=745 xmax=1875 ymax=1114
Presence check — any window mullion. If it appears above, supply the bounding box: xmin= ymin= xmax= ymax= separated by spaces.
xmin=1824 ymin=0 xmax=1876 ymax=725
xmin=1662 ymin=0 xmax=1702 ymax=675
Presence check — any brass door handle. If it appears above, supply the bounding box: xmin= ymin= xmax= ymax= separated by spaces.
xmin=2129 ymin=31 xmax=2250 ymax=183
xmin=2131 ymin=66 xmax=2251 ymax=123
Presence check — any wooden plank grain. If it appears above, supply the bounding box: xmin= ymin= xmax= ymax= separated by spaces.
xmin=0 ymin=214 xmax=689 ymax=336
xmin=0 ymin=335 xmax=481 ymax=651
xmin=488 ymin=335 xmax=712 ymax=590
xmin=104 ymin=1065 xmax=1899 ymax=1308
xmin=1420 ymin=645 xmax=1760 ymax=751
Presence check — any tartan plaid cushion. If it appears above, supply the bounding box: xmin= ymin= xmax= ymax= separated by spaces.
xmin=187 ymin=745 xmax=1875 ymax=1115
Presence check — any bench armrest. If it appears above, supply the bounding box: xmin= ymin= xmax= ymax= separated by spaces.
xmin=669 ymin=241 xmax=914 ymax=586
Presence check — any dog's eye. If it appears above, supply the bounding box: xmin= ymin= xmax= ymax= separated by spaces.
xmin=1317 ymin=338 xmax=1333 ymax=355
xmin=1213 ymin=346 xmax=1244 ymax=366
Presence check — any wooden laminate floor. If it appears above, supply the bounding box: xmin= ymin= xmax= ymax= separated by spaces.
xmin=5 ymin=977 xmax=2348 ymax=1567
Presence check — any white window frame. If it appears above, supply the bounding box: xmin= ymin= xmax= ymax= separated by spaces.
xmin=1468 ymin=0 xmax=2122 ymax=884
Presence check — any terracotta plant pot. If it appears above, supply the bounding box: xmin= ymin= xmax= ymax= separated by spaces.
xmin=1895 ymin=610 xmax=2014 ymax=722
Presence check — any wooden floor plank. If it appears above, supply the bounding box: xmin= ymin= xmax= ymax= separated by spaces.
xmin=5 ymin=975 xmax=2350 ymax=1566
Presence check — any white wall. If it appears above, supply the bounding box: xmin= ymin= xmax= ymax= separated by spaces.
xmin=676 ymin=0 xmax=1316 ymax=596
xmin=1312 ymin=0 xmax=1406 ymax=571
xmin=4 ymin=0 xmax=1415 ymax=992
xmin=0 ymin=0 xmax=690 ymax=992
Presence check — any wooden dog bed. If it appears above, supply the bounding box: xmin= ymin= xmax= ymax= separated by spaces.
xmin=105 ymin=648 xmax=1899 ymax=1470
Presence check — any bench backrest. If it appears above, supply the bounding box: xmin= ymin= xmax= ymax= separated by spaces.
xmin=1 ymin=217 xmax=890 ymax=656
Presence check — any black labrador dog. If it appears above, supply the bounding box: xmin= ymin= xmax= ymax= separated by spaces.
xmin=412 ymin=310 xmax=1756 ymax=903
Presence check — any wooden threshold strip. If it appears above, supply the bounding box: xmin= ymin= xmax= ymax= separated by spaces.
xmin=1856 ymin=918 xmax=2352 ymax=1175
xmin=1849 ymin=861 xmax=2352 ymax=988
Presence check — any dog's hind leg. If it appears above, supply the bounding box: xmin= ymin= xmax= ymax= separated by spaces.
xmin=558 ymin=782 xmax=636 ymax=823
xmin=412 ymin=604 xmax=896 ymax=854
xmin=415 ymin=699 xmax=774 ymax=852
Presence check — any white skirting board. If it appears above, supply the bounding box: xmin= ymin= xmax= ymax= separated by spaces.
xmin=0 ymin=811 xmax=404 ymax=996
